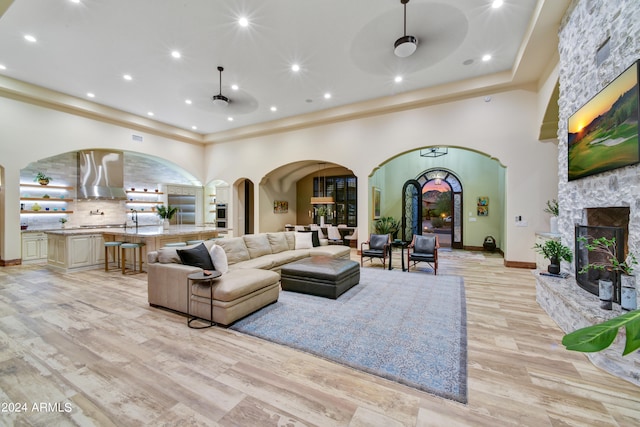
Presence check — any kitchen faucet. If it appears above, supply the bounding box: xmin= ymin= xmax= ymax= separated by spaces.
xmin=131 ymin=209 xmax=138 ymax=232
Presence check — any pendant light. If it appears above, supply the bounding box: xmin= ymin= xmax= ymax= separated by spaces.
xmin=394 ymin=0 xmax=418 ymax=58
xmin=310 ymin=163 xmax=335 ymax=205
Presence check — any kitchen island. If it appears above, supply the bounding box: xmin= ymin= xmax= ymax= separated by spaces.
xmin=45 ymin=225 xmax=221 ymax=272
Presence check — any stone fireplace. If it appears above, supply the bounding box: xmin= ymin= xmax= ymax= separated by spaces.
xmin=539 ymin=0 xmax=640 ymax=387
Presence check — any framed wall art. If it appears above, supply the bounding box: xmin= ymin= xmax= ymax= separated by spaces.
xmin=273 ymin=200 xmax=288 ymax=213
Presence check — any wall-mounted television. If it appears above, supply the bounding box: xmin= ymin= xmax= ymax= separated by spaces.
xmin=568 ymin=60 xmax=639 ymax=181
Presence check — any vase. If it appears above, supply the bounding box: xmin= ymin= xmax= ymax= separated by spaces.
xmin=598 ymin=279 xmax=613 ymax=310
xmin=320 ymin=216 xmax=325 ymax=227
xmin=547 ymin=256 xmax=560 ymax=274
xmin=163 ymin=219 xmax=170 ymax=230
xmin=38 ymin=179 xmax=49 ymax=186
xmin=621 ymin=275 xmax=637 ymax=311
xmin=550 ymin=216 xmax=559 ymax=234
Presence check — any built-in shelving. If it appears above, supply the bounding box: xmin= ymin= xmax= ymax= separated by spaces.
xmin=126 ymin=190 xmax=164 ymax=194
xmin=20 ymin=183 xmax=74 ymax=190
xmin=21 ymin=197 xmax=74 ymax=202
xmin=20 ymin=183 xmax=74 ymax=217
xmin=21 ymin=210 xmax=74 ymax=214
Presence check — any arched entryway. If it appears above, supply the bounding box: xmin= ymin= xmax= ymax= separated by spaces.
xmin=415 ymin=169 xmax=463 ymax=249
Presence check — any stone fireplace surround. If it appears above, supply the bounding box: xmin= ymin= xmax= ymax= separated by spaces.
xmin=540 ymin=0 xmax=640 ymax=387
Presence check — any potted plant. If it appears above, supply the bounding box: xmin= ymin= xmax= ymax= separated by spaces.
xmin=577 ymin=236 xmax=638 ymax=310
xmin=59 ymin=217 xmax=68 ymax=228
xmin=156 ymin=204 xmax=178 ymax=229
xmin=34 ymin=172 xmax=53 ymax=185
xmin=316 ymin=206 xmax=328 ymax=226
xmin=374 ymin=216 xmax=400 ymax=239
xmin=544 ymin=199 xmax=559 ymax=234
xmin=533 ymin=239 xmax=572 ymax=275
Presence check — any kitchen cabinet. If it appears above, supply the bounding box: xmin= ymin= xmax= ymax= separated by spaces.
xmin=47 ymin=233 xmax=105 ymax=271
xmin=22 ymin=232 xmax=48 ymax=262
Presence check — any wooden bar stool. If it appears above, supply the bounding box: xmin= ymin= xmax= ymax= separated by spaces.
xmin=121 ymin=242 xmax=145 ymax=274
xmin=104 ymin=241 xmax=123 ymax=271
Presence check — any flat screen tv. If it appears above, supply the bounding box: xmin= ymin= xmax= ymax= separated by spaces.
xmin=568 ymin=60 xmax=640 ymax=181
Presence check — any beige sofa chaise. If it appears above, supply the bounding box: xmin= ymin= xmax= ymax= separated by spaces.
xmin=147 ymin=231 xmax=350 ymax=325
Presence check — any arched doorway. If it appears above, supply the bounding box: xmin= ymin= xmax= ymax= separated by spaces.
xmin=417 ymin=169 xmax=463 ymax=249
xmin=235 ymin=179 xmax=254 ymax=236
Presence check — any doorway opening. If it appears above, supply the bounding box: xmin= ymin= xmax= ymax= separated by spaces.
xmin=418 ymin=169 xmax=463 ymax=249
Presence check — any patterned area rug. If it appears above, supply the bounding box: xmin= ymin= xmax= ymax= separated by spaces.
xmin=230 ymin=268 xmax=467 ymax=403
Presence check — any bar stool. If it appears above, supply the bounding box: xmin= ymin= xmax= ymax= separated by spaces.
xmin=186 ymin=240 xmax=204 ymax=245
xmin=121 ymin=242 xmax=145 ymax=274
xmin=104 ymin=241 xmax=123 ymax=272
xmin=164 ymin=242 xmax=187 ymax=247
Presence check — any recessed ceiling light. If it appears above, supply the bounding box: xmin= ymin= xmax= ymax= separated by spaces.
xmin=394 ymin=75 xmax=403 ymax=83
xmin=270 ymin=106 xmax=277 ymax=112
xmin=191 ymin=125 xmax=197 ymax=130
xmin=171 ymin=50 xmax=181 ymax=59
xmin=147 ymin=112 xmax=154 ymax=117
xmin=87 ymin=92 xmax=95 ymax=98
xmin=123 ymin=74 xmax=132 ymax=81
xmin=185 ymin=99 xmax=192 ymax=105
xmin=324 ymin=93 xmax=331 ymax=100
xmin=482 ymin=54 xmax=492 ymax=62
xmin=0 ymin=64 xmax=6 ymax=70
xmin=492 ymin=0 xmax=504 ymax=8
xmin=291 ymin=64 xmax=300 ymax=72
xmin=24 ymin=34 xmax=37 ymax=43
xmin=227 ymin=117 xmax=234 ymax=122
xmin=238 ymin=17 xmax=249 ymax=27
xmin=231 ymin=84 xmax=239 ymax=91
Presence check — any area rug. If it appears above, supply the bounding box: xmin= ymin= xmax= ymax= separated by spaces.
xmin=230 ymin=268 xmax=467 ymax=403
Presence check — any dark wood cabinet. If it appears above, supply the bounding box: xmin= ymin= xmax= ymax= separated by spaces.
xmin=314 ymin=175 xmax=357 ymax=227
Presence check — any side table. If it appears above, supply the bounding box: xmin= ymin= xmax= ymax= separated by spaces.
xmin=390 ymin=240 xmax=408 ymax=271
xmin=187 ymin=271 xmax=222 ymax=329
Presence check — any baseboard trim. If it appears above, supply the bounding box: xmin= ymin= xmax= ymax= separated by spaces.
xmin=504 ymin=260 xmax=536 ymax=269
xmin=0 ymin=259 xmax=22 ymax=266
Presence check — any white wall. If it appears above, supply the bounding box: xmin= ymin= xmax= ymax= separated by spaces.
xmin=205 ymin=88 xmax=559 ymax=263
xmin=0 ymin=97 xmax=205 ymax=261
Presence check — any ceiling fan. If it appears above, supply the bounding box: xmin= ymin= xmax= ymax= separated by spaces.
xmin=212 ymin=66 xmax=230 ymax=107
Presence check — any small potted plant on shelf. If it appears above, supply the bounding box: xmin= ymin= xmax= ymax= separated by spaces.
xmin=544 ymin=199 xmax=559 ymax=234
xmin=533 ymin=239 xmax=572 ymax=275
xmin=34 ymin=172 xmax=53 ymax=185
xmin=577 ymin=235 xmax=638 ymax=310
xmin=156 ymin=204 xmax=178 ymax=229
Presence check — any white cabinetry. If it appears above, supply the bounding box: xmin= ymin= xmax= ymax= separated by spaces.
xmin=47 ymin=233 xmax=105 ymax=271
xmin=68 ymin=234 xmax=105 ymax=269
xmin=22 ymin=232 xmax=48 ymax=262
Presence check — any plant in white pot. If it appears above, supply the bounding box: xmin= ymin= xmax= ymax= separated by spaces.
xmin=577 ymin=235 xmax=638 ymax=310
xmin=534 ymin=239 xmax=572 ymax=275
xmin=544 ymin=199 xmax=559 ymax=234
xmin=156 ymin=204 xmax=178 ymax=229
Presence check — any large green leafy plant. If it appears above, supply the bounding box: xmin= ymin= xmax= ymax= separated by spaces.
xmin=374 ymin=216 xmax=399 ymax=236
xmin=562 ymin=310 xmax=640 ymax=356
xmin=156 ymin=204 xmax=178 ymax=220
xmin=533 ymin=239 xmax=572 ymax=262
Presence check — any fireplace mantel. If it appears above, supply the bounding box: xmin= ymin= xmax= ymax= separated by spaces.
xmin=535 ymin=272 xmax=640 ymax=386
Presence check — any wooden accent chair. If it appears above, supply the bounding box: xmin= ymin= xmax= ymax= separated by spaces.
xmin=361 ymin=233 xmax=391 ymax=268
xmin=406 ymin=234 xmax=439 ymax=274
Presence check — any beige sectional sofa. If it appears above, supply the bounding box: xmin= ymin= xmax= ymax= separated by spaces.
xmin=147 ymin=231 xmax=350 ymax=325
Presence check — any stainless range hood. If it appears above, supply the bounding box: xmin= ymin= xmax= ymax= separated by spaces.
xmin=77 ymin=150 xmax=127 ymax=200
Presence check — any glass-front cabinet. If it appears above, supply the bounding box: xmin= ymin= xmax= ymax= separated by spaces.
xmin=314 ymin=175 xmax=357 ymax=227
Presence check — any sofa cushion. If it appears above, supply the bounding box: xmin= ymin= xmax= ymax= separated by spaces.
xmin=216 ymin=237 xmax=251 ymax=265
xmin=284 ymin=231 xmax=296 ymax=250
xmin=267 ymin=232 xmax=289 ymax=254
xmin=243 ymin=234 xmax=273 ymax=259
xmin=209 ymin=244 xmax=228 ymax=274
xmin=295 ymin=231 xmax=313 ymax=249
xmin=191 ymin=269 xmax=280 ymax=303
xmin=177 ymin=243 xmax=215 ymax=270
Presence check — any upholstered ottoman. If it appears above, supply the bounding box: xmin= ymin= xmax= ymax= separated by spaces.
xmin=280 ymin=256 xmax=360 ymax=299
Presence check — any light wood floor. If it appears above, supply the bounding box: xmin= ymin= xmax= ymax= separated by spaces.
xmin=0 ymin=249 xmax=639 ymax=426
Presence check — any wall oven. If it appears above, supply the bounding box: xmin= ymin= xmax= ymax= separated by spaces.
xmin=216 ymin=203 xmax=227 ymax=228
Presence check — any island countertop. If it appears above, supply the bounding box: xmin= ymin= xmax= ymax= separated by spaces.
xmin=44 ymin=225 xmax=222 ymax=237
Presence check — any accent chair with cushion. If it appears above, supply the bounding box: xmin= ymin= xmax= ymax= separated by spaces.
xmin=406 ymin=234 xmax=439 ymax=274
xmin=327 ymin=225 xmax=344 ymax=245
xmin=361 ymin=233 xmax=391 ymax=268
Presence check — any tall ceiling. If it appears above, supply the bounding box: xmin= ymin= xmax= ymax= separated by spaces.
xmin=0 ymin=0 xmax=569 ymax=144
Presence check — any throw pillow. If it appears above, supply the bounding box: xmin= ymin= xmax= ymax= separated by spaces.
xmin=297 ymin=230 xmax=320 ymax=247
xmin=177 ymin=243 xmax=215 ymax=270
xmin=295 ymin=231 xmax=313 ymax=249
xmin=209 ymin=244 xmax=229 ymax=274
